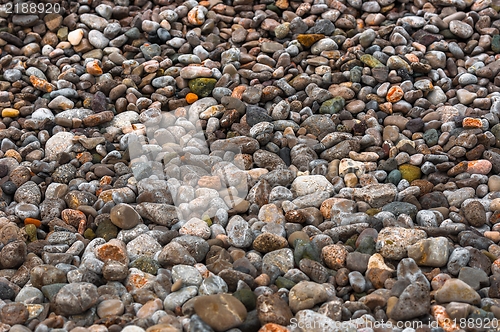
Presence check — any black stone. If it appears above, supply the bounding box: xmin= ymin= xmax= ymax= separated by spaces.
xmin=419 ymin=192 xmax=449 ymax=209
xmin=0 ymin=32 xmax=23 ymax=47
xmin=279 ymin=147 xmax=291 ymax=166
xmin=105 ymin=141 xmax=116 ymax=153
xmin=57 ymin=152 xmax=72 ymax=165
xmin=0 ymin=281 xmax=15 ymax=300
xmin=246 ymin=106 xmax=272 ymax=126
xmin=148 ymin=32 xmax=162 ymax=44
xmin=405 ymin=118 xmax=424 ymax=133
xmin=1 ymin=181 xmax=17 ymax=195
xmin=0 ymin=164 xmax=8 ymax=178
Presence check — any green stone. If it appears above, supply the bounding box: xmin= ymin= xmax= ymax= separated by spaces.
xmin=354 ymin=292 xmax=366 ymax=299
xmin=233 ymin=289 xmax=256 ymax=311
xmin=92 ymin=153 xmax=103 ymax=163
xmin=333 ymin=28 xmax=346 ymax=36
xmin=482 ymin=250 xmax=497 ymax=262
xmin=346 ymin=29 xmax=358 ymax=38
xmin=360 ymin=54 xmax=384 ymax=68
xmin=366 ymin=208 xmax=380 ymax=217
xmin=84 ymin=228 xmax=96 ymax=240
xmin=275 ymin=276 xmax=296 ymax=290
xmin=440 ymin=29 xmax=456 ymax=39
xmin=41 ymin=283 xmax=66 ymax=302
xmin=189 ymin=78 xmax=217 ymax=98
xmin=387 ymin=55 xmax=412 ymax=73
xmin=320 ymin=97 xmax=345 ymax=114
xmin=382 ymin=202 xmax=418 ymax=220
xmin=387 ymin=169 xmax=402 ymax=186
xmin=345 ymin=234 xmax=358 ymax=249
xmin=226 ymin=131 xmax=238 ymax=138
xmin=350 ymin=66 xmax=362 ymax=83
xmin=266 ymin=4 xmax=281 ymax=14
xmin=130 ymin=256 xmax=160 ymax=275
xmin=467 ymin=307 xmax=495 ymax=321
xmin=492 ymin=35 xmax=500 ymax=54
xmin=25 ymin=224 xmax=37 ymax=242
xmin=399 ymin=164 xmax=422 ymax=183
xmin=294 ymin=239 xmax=321 ymax=266
xmin=95 ymin=219 xmax=118 ymax=241
xmin=202 ymin=215 xmax=212 ymax=227
xmin=125 ymin=27 xmax=141 ymax=39
xmin=423 ymin=128 xmax=439 ymax=147
xmin=355 ymin=236 xmax=376 ymax=255
xmin=57 ymin=27 xmax=68 ymax=41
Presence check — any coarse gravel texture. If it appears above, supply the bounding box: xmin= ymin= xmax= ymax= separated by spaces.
xmin=1 ymin=0 xmax=500 ymax=331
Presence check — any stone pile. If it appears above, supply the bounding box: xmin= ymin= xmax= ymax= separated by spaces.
xmin=1 ymin=0 xmax=500 ymax=331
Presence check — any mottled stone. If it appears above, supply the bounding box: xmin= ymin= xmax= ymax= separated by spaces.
xmin=193 ymin=294 xmax=247 ymax=331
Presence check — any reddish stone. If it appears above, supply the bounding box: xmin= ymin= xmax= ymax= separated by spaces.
xmin=462 ymin=117 xmax=483 ymax=129
xmin=61 ymin=209 xmax=87 ymax=228
xmin=30 ymin=75 xmax=55 ymax=93
xmin=83 ymin=111 xmax=114 ymax=127
xmin=467 ymin=159 xmax=492 ymax=175
xmin=386 ymin=86 xmax=404 ymax=103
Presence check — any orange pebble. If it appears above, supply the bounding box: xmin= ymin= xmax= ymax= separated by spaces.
xmin=186 ymin=92 xmax=198 ymax=104
xmin=232 ymin=85 xmax=246 ymax=99
xmin=386 ymin=86 xmax=404 ymax=103
xmin=100 ymin=175 xmax=113 ymax=186
xmin=24 ymin=218 xmax=42 ymax=228
xmin=258 ymin=323 xmax=290 ymax=332
xmin=405 ymin=54 xmax=420 ymax=63
xmin=30 ymin=75 xmax=54 ymax=93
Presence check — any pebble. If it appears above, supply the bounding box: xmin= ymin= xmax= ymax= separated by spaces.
xmin=110 ymin=203 xmax=142 ymax=229
xmin=434 ymin=279 xmax=481 ymax=305
xmin=53 ymin=283 xmax=99 ymax=315
xmin=193 ymin=294 xmax=247 ymax=331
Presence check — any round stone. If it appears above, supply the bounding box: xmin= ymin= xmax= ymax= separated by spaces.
xmin=110 ymin=203 xmax=142 ymax=229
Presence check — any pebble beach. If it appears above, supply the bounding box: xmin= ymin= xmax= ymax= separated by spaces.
xmin=1 ymin=0 xmax=500 ymax=331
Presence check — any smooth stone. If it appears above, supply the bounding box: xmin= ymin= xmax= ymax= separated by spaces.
xmin=434 ymin=279 xmax=481 ymax=305
xmin=288 ymin=281 xmax=327 ymax=313
xmin=53 ymin=282 xmax=99 ymax=315
xmin=193 ymin=294 xmax=247 ymax=332
xmin=109 ymin=203 xmax=142 ymax=230
xmin=407 ymin=237 xmax=450 ymax=267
